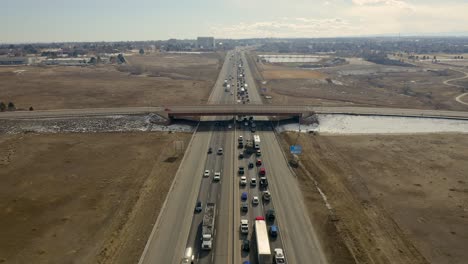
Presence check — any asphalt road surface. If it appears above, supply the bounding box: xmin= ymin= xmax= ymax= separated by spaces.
xmin=138 ymin=50 xmax=237 ymax=264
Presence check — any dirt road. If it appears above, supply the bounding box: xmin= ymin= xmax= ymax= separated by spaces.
xmin=280 ymin=133 xmax=468 ymax=264
xmin=0 ymin=132 xmax=190 ymax=264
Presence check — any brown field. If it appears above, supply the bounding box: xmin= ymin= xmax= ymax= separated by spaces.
xmin=248 ymin=52 xmax=468 ymax=111
xmin=0 ymin=132 xmax=190 ymax=264
xmin=0 ymin=52 xmax=223 ymax=110
xmin=280 ymin=133 xmax=468 ymax=264
xmin=261 ymin=68 xmax=326 ymax=80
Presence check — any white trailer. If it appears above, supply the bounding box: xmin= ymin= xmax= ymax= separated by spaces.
xmin=253 ymin=135 xmax=261 ymax=149
xmin=255 ymin=220 xmax=272 ymax=264
xmin=201 ymin=203 xmax=216 ymax=250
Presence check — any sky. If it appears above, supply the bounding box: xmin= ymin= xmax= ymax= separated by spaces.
xmin=1 ymin=0 xmax=468 ymax=43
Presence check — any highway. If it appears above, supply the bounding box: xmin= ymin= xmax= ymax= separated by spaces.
xmin=240 ymin=50 xmax=327 ymax=263
xmin=138 ymin=50 xmax=237 ymax=264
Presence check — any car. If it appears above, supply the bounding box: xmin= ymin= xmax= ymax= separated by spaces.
xmin=238 ymin=152 xmax=244 ymax=159
xmin=250 ymin=178 xmax=257 ymax=186
xmin=266 ymin=209 xmax=276 ymax=222
xmin=256 ymin=150 xmax=262 ymax=156
xmin=242 ymin=239 xmax=250 ymax=251
xmin=241 ymin=202 xmax=248 ymax=212
xmin=195 ymin=201 xmax=203 ymax=213
xmin=260 ymin=177 xmax=268 ymax=188
xmin=213 ymin=172 xmax=221 ymax=181
xmin=252 ymin=196 xmax=259 ymax=205
xmin=248 ymin=162 xmax=254 ymax=169
xmin=256 ymin=159 xmax=262 ymax=166
xmin=241 ymin=192 xmax=248 ymax=201
xmin=238 ymin=136 xmax=243 ymax=142
xmin=240 ymin=176 xmax=247 ymax=186
xmin=274 ymin=248 xmax=285 ymax=263
xmin=203 ymin=170 xmax=210 ymax=177
xmin=262 ymin=190 xmax=271 ymax=201
xmin=240 ymin=219 xmax=249 ymax=234
xmin=270 ymin=225 xmax=278 ymax=237
xmin=259 ymin=168 xmax=266 ymax=176
xmin=238 ymin=142 xmax=244 ymax=149
xmin=238 ymin=166 xmax=245 ymax=175
xmin=217 ymin=148 xmax=223 ymax=155
xmin=207 ymin=147 xmax=212 ymax=154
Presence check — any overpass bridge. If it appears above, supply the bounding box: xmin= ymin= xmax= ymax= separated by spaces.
xmin=1 ymin=105 xmax=468 ymax=121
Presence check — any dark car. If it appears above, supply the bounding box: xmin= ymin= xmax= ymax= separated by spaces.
xmin=195 ymin=201 xmax=203 ymax=213
xmin=242 ymin=239 xmax=250 ymax=251
xmin=238 ymin=166 xmax=245 ymax=175
xmin=241 ymin=203 xmax=248 ymax=212
xmin=266 ymin=209 xmax=276 ymax=222
xmin=238 ymin=152 xmax=244 ymax=159
xmin=208 ymin=147 xmax=212 ymax=154
xmin=248 ymin=162 xmax=254 ymax=169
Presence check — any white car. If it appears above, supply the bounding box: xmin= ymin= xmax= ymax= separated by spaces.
xmin=204 ymin=170 xmax=210 ymax=177
xmin=217 ymin=148 xmax=223 ymax=155
xmin=214 ymin=172 xmax=221 ymax=181
xmin=262 ymin=190 xmax=271 ymax=201
xmin=250 ymin=178 xmax=257 ymax=186
xmin=240 ymin=219 xmax=249 ymax=234
xmin=240 ymin=176 xmax=247 ymax=186
xmin=252 ymin=196 xmax=259 ymax=205
xmin=274 ymin=248 xmax=285 ymax=263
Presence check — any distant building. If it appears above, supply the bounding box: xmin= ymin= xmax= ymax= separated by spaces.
xmin=0 ymin=56 xmax=37 ymax=65
xmin=43 ymin=58 xmax=89 ymax=66
xmin=197 ymin=37 xmax=215 ymax=50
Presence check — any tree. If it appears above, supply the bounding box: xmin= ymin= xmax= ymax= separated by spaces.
xmin=117 ymin=54 xmax=126 ymax=64
xmin=89 ymin=57 xmax=97 ymax=64
xmin=139 ymin=48 xmax=145 ymax=55
xmin=0 ymin=102 xmax=5 ymax=112
xmin=7 ymin=102 xmax=15 ymax=111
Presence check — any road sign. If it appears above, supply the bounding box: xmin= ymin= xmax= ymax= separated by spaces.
xmin=290 ymin=145 xmax=302 ymax=154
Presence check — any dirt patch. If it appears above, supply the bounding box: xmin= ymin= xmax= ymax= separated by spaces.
xmin=0 ymin=52 xmax=223 ymax=110
xmin=0 ymin=132 xmax=190 ymax=264
xmin=280 ymin=132 xmax=468 ymax=264
xmin=262 ymin=69 xmax=326 ymax=80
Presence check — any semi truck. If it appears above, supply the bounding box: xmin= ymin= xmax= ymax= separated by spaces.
xmin=255 ymin=219 xmax=272 ymax=264
xmin=201 ymin=202 xmax=216 ymax=250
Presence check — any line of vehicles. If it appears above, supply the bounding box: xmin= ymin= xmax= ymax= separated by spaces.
xmin=182 ymin=51 xmax=285 ymax=264
xmin=235 ymin=54 xmax=285 ymax=264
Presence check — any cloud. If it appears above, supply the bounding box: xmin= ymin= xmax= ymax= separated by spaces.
xmin=352 ymin=0 xmax=411 ymax=9
xmin=210 ymin=17 xmax=359 ymax=38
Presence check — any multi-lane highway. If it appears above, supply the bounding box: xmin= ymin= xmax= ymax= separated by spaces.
xmin=138 ymin=50 xmax=237 ymax=264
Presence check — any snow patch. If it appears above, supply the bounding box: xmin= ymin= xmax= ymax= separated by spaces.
xmin=277 ymin=114 xmax=468 ymax=134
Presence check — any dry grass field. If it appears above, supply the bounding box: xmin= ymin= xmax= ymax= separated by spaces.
xmin=0 ymin=52 xmax=223 ymax=110
xmin=0 ymin=132 xmax=190 ymax=264
xmin=249 ymin=52 xmax=468 ymax=111
xmin=280 ymin=133 xmax=468 ymax=264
